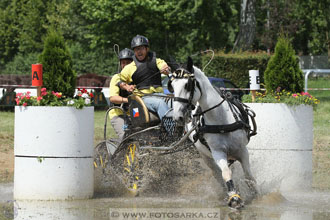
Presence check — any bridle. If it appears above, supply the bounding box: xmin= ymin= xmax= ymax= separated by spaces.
xmin=168 ymin=68 xmax=202 ymax=113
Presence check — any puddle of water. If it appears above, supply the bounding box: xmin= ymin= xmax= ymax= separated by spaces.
xmin=1 ymin=183 xmax=330 ymax=220
xmin=0 ymin=182 xmax=13 ymax=203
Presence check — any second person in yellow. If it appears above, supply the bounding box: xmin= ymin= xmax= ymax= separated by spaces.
xmin=109 ymin=48 xmax=134 ymax=140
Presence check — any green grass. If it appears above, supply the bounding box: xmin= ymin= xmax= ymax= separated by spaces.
xmin=308 ymin=77 xmax=330 ymax=189
xmin=94 ymin=110 xmax=116 ymax=145
xmin=0 ymin=111 xmax=15 ymax=152
xmin=309 ymin=78 xmax=330 ymax=139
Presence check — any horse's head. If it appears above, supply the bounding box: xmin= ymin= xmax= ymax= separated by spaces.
xmin=168 ymin=57 xmax=202 ymax=123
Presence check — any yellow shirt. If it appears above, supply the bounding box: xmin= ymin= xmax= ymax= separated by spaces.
xmin=119 ymin=58 xmax=167 ymax=95
xmin=109 ymin=73 xmax=125 ymax=120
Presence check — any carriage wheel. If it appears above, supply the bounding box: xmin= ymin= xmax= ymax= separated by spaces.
xmin=93 ymin=141 xmax=112 ymax=190
xmin=122 ymin=142 xmax=141 ymax=192
xmin=94 ymin=142 xmax=110 ymax=170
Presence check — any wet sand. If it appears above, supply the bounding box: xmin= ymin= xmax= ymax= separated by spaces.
xmin=1 ymin=182 xmax=330 ymax=220
xmin=2 ymin=145 xmax=330 ymax=219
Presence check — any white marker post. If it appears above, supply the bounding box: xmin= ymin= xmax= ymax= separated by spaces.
xmin=249 ymin=70 xmax=260 ymax=102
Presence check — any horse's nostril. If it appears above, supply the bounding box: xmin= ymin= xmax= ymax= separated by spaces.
xmin=178 ymin=116 xmax=184 ymax=123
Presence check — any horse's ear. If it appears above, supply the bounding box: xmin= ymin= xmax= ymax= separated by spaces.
xmin=187 ymin=56 xmax=194 ymax=73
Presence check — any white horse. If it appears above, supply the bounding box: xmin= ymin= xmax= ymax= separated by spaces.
xmin=169 ymin=57 xmax=257 ymax=209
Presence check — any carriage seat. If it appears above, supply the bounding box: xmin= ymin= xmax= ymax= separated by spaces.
xmin=128 ymin=95 xmax=160 ymax=127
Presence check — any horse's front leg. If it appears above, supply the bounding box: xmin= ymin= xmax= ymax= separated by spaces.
xmin=213 ymin=151 xmax=244 ymax=209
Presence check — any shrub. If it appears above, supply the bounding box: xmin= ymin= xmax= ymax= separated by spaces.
xmin=201 ymin=51 xmax=270 ymax=88
xmin=39 ymin=29 xmax=76 ymax=97
xmin=264 ymin=35 xmax=304 ymax=93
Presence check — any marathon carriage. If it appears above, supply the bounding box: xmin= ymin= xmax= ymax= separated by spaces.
xmin=94 ymin=59 xmax=258 ymax=208
xmin=94 ymin=93 xmax=192 ymax=191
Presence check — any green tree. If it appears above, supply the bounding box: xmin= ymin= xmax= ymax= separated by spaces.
xmin=264 ymin=35 xmax=304 ymax=93
xmin=79 ymin=0 xmax=236 ymax=59
xmin=255 ymin=0 xmax=302 ymax=53
xmin=17 ymin=0 xmax=48 ymax=53
xmin=0 ymin=0 xmax=86 ymax=72
xmin=254 ymin=0 xmax=329 ymax=55
xmin=233 ymin=0 xmax=256 ymax=52
xmin=0 ymin=0 xmax=20 ymax=66
xmin=39 ymin=29 xmax=76 ymax=97
xmin=165 ymin=0 xmax=237 ymax=58
xmin=3 ymin=52 xmax=39 ymax=74
xmin=293 ymin=0 xmax=329 ymax=55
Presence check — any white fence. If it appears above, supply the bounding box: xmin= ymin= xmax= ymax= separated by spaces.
xmin=302 ymin=69 xmax=330 ymax=92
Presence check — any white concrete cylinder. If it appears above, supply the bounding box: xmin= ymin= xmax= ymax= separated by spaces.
xmin=14 ymin=106 xmax=94 ymax=200
xmin=249 ymin=70 xmax=260 ymax=90
xmin=244 ymin=103 xmax=313 ymax=192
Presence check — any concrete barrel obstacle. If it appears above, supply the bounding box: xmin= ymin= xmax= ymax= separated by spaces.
xmin=234 ymin=103 xmax=313 ymax=193
xmin=14 ymin=106 xmax=94 ymax=200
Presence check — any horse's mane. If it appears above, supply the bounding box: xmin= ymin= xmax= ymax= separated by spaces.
xmin=193 ymin=66 xmax=205 ymax=79
xmin=193 ymin=66 xmax=213 ymax=88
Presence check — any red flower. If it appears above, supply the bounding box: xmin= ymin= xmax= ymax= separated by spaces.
xmin=54 ymin=92 xmax=62 ymax=98
xmin=301 ymin=92 xmax=312 ymax=98
xmin=41 ymin=88 xmax=47 ymax=96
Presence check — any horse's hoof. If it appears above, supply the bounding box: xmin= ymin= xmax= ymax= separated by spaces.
xmin=228 ymin=194 xmax=244 ymax=209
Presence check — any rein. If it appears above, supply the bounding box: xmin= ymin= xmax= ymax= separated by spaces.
xmin=171 ymin=70 xmax=257 ymax=145
xmin=192 ymin=98 xmax=225 ymax=117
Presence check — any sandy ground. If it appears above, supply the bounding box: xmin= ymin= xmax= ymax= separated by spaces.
xmin=0 ymin=149 xmax=14 ymax=183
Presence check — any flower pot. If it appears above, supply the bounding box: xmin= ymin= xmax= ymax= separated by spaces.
xmin=234 ymin=103 xmax=313 ymax=193
xmin=14 ymin=106 xmax=94 ymax=200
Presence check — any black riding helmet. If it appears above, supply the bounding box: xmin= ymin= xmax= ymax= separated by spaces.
xmin=118 ymin=48 xmax=134 ymax=60
xmin=131 ymin=35 xmax=149 ymax=49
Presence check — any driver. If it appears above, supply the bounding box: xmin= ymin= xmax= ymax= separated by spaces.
xmin=109 ymin=48 xmax=134 ymax=141
xmin=118 ymin=35 xmax=171 ymax=120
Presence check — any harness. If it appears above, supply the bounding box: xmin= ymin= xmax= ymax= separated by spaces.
xmin=193 ymin=88 xmax=257 ymax=144
xmin=170 ymin=69 xmax=257 ymax=146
